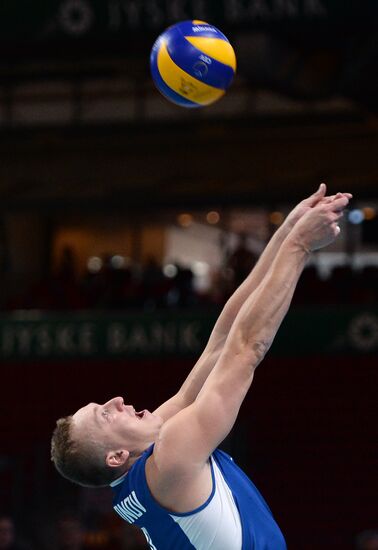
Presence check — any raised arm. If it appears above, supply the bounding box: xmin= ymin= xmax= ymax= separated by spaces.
xmin=154 ymin=194 xmax=350 ymax=472
xmin=209 ymin=183 xmax=329 ymax=339
xmin=154 ymin=184 xmax=348 ymax=421
xmin=152 ymin=214 xmax=292 ymax=421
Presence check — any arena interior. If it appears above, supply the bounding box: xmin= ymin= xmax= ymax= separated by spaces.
xmin=0 ymin=2 xmax=377 ymax=549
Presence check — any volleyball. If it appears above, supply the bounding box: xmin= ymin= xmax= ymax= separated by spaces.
xmin=150 ymin=20 xmax=237 ymax=108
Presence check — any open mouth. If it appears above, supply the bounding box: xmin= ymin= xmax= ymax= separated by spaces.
xmin=135 ymin=410 xmax=146 ymax=419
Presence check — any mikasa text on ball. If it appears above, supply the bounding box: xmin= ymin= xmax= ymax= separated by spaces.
xmin=150 ymin=20 xmax=237 ymax=108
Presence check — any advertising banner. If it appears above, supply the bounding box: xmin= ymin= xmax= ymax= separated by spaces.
xmin=0 ymin=307 xmax=376 ymax=359
xmin=0 ymin=1 xmax=375 ymax=43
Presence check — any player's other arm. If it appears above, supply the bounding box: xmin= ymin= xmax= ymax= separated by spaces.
xmin=153 ymin=185 xmax=336 ymax=422
xmin=154 ymin=195 xmax=349 ymax=470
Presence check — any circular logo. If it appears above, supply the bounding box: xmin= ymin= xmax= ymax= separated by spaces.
xmin=193 ymin=61 xmax=209 ymax=79
xmin=59 ymin=0 xmax=94 ymax=36
xmin=348 ymin=313 xmax=378 ymax=351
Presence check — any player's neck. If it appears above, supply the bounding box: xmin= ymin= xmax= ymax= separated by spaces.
xmin=127 ymin=440 xmax=154 ymax=469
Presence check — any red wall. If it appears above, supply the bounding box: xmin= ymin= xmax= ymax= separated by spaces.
xmin=1 ymin=354 xmax=377 ymax=549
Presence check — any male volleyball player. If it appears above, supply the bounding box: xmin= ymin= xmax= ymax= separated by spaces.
xmin=52 ymin=185 xmax=351 ymax=549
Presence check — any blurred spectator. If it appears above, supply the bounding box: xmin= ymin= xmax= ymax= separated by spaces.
xmin=0 ymin=515 xmax=33 ymax=550
xmin=2 ymin=250 xmax=377 ymax=311
xmin=56 ymin=246 xmax=78 ymax=284
xmin=5 ymin=245 xmax=86 ymax=311
xmin=168 ymin=265 xmax=197 ymax=308
xmin=53 ymin=246 xmax=87 ymax=309
xmin=140 ymin=257 xmax=170 ymax=310
xmin=82 ymin=255 xmax=141 ymax=310
xmin=355 ymin=529 xmax=378 ymax=550
xmin=226 ymin=233 xmax=258 ymax=291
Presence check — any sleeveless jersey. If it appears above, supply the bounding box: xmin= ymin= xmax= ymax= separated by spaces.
xmin=111 ymin=446 xmax=286 ymax=550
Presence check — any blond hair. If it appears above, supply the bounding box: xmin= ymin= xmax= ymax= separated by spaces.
xmin=51 ymin=416 xmax=117 ymax=488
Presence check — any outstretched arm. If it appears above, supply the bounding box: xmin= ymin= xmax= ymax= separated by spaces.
xmin=152 ymin=205 xmax=300 ymax=420
xmin=209 ymin=183 xmax=333 ymax=339
xmin=154 ymin=193 xmax=350 ymax=472
xmin=154 ymin=185 xmax=347 ymax=421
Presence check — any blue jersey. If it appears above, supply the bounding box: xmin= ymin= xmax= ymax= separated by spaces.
xmin=111 ymin=446 xmax=286 ymax=550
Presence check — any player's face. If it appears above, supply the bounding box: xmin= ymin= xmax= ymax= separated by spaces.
xmin=72 ymin=396 xmax=163 ymax=452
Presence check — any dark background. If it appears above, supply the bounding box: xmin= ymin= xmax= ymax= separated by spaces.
xmin=0 ymin=2 xmax=377 ymax=549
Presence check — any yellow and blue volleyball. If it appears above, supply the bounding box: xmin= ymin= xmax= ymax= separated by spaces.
xmin=150 ymin=20 xmax=237 ymax=108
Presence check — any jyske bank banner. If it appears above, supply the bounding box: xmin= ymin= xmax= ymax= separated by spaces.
xmin=0 ymin=0 xmax=373 ymax=42
xmin=0 ymin=308 xmax=377 ymax=360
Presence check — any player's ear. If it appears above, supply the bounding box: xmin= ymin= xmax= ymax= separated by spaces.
xmin=106 ymin=449 xmax=129 ymax=468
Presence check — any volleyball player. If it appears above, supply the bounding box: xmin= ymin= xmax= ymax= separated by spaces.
xmin=51 ymin=185 xmax=351 ymax=549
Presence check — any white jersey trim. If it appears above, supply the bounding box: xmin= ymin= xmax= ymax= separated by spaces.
xmin=110 ymin=471 xmax=128 ymax=487
xmin=169 ymin=457 xmax=242 ymax=550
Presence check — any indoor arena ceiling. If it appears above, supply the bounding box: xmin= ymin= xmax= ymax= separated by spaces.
xmin=0 ymin=0 xmax=377 ymax=210
xmin=0 ymin=115 xmax=377 ymax=212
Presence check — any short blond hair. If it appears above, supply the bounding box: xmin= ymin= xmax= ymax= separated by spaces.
xmin=51 ymin=415 xmax=116 ymax=488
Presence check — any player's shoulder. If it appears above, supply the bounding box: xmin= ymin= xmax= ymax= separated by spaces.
xmin=146 ymin=445 xmax=213 ymax=513
xmin=146 ymin=433 xmax=197 ymax=482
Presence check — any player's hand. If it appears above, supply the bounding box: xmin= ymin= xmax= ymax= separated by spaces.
xmin=292 ymin=193 xmax=351 ymax=251
xmin=284 ymin=183 xmax=352 ymax=230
